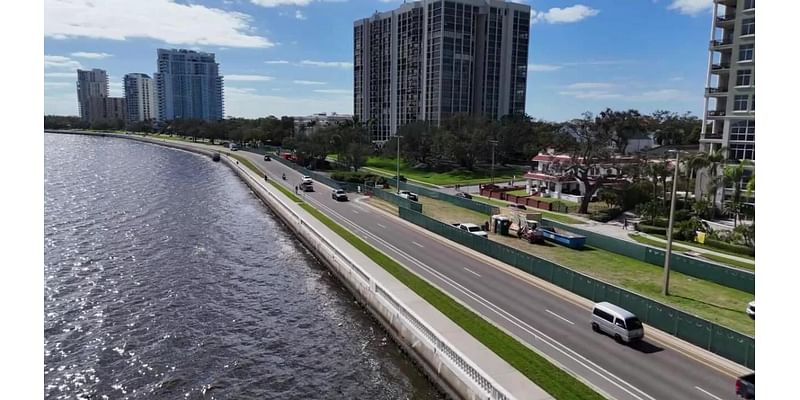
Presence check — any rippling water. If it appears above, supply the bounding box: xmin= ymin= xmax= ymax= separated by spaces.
xmin=44 ymin=133 xmax=443 ymax=399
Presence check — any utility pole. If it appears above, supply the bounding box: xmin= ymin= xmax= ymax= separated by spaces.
xmin=396 ymin=134 xmax=401 ymax=194
xmin=662 ymin=150 xmax=683 ymax=296
xmin=489 ymin=140 xmax=499 ymax=184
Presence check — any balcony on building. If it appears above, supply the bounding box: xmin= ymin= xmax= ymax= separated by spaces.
xmin=713 ymin=0 xmax=737 ymax=5
xmin=705 ymin=85 xmax=729 ymax=96
xmin=715 ymin=13 xmax=736 ymax=28
xmin=710 ymin=62 xmax=731 ymax=73
xmin=709 ymin=38 xmax=734 ymax=51
xmin=707 ymin=110 xmax=726 ymax=118
xmin=702 ymin=122 xmax=724 ymax=140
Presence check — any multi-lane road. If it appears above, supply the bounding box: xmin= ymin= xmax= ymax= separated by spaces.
xmin=168 ymin=139 xmax=743 ymax=400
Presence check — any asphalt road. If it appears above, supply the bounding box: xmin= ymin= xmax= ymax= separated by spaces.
xmin=236 ymin=148 xmax=737 ymax=400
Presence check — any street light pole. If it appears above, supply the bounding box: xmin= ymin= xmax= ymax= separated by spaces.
xmin=489 ymin=140 xmax=499 ymax=184
xmin=662 ymin=150 xmax=683 ymax=296
xmin=396 ymin=134 xmax=401 ymax=194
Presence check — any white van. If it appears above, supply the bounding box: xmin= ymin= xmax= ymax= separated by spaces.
xmin=229 ymin=143 xmax=239 ymax=151
xmin=591 ymin=302 xmax=644 ymax=343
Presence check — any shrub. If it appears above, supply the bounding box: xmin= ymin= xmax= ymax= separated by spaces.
xmin=704 ymin=238 xmax=756 ymax=257
xmin=673 ymin=209 xmax=693 ymax=222
xmin=635 ymin=223 xmax=667 ymax=235
xmin=674 ymin=217 xmax=703 ymax=241
xmin=589 ymin=207 xmax=623 ymax=223
xmin=620 ymin=181 xmax=653 ymax=211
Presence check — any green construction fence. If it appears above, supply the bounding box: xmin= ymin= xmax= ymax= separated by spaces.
xmin=398 ymin=207 xmax=755 ymax=369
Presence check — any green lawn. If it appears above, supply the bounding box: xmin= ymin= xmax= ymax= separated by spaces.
xmin=364 ymin=156 xmax=519 ymax=186
xmin=628 ymin=234 xmax=755 ymax=271
xmin=643 ymin=232 xmax=756 ymax=261
xmin=414 ymin=195 xmax=753 ymax=336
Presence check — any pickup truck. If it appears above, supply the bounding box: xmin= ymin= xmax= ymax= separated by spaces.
xmin=399 ymin=190 xmax=419 ymax=202
xmin=736 ymin=372 xmax=754 ymax=399
xmin=452 ymin=223 xmax=488 ymax=238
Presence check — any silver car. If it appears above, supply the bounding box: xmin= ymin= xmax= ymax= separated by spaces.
xmin=591 ymin=302 xmax=644 ymax=343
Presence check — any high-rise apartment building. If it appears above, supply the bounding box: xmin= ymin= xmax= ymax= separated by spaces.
xmin=77 ymin=69 xmax=109 ymax=122
xmin=124 ymin=73 xmax=158 ymax=123
xmin=698 ymin=0 xmax=755 ymax=207
xmin=155 ymin=49 xmax=224 ymax=122
xmin=354 ymin=0 xmax=530 ymax=143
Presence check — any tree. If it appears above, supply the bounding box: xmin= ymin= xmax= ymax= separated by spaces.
xmin=722 ymin=160 xmax=753 ymax=227
xmin=397 ymin=121 xmax=434 ymax=165
xmin=649 ymin=110 xmax=702 ymax=145
xmin=684 ymin=152 xmax=710 ymax=207
xmin=702 ymin=146 xmax=727 ymax=207
xmin=440 ymin=114 xmax=491 ymax=170
xmin=557 ymin=112 xmax=618 ymax=214
xmin=595 ymin=108 xmax=647 ymax=154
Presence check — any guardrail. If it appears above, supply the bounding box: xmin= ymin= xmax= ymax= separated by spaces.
xmin=398 ymin=207 xmax=755 ymax=369
xmin=227 ymin=156 xmax=517 ymax=400
xmin=544 ymin=220 xmax=755 ymax=294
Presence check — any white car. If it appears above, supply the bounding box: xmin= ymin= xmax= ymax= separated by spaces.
xmin=301 ymin=176 xmax=312 ymax=184
xmin=453 ymin=223 xmax=488 ymax=238
xmin=746 ymin=301 xmax=755 ymax=320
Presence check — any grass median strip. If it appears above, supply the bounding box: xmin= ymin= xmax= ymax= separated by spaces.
xmin=299 ymin=203 xmax=604 ymax=400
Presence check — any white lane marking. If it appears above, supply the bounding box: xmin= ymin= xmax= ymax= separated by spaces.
xmin=695 ymin=386 xmax=724 ymax=400
xmin=352 ymin=210 xmax=359 ymax=214
xmin=464 ymin=267 xmax=482 ymax=278
xmin=377 ymin=223 xmax=387 ymax=229
xmin=546 ymin=309 xmax=575 ymax=325
xmin=412 ymin=241 xmax=425 ymax=248
xmin=305 ymin=198 xmax=656 ymax=400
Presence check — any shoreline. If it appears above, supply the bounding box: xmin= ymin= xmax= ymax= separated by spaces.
xmin=46 ymin=129 xmax=553 ymax=400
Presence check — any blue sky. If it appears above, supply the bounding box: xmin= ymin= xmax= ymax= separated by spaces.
xmin=44 ymin=0 xmax=715 ymax=122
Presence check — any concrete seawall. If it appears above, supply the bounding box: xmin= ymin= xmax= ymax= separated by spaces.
xmin=46 ymin=131 xmax=554 ymax=400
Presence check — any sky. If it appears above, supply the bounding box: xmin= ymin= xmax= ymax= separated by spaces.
xmin=44 ymin=0 xmax=716 ymax=122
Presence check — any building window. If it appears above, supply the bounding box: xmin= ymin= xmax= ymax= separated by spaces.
xmin=738 ymin=44 xmax=754 ymax=61
xmin=741 ymin=18 xmax=755 ymax=35
xmin=736 ymin=69 xmax=752 ymax=86
xmin=744 ymin=0 xmax=755 ymax=10
xmin=751 ymin=94 xmax=755 ymax=111
xmin=730 ymin=120 xmax=755 ymax=141
xmin=734 ymin=95 xmax=749 ymax=111
xmin=728 ymin=143 xmax=755 ymax=161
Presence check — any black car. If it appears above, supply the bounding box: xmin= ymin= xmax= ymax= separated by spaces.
xmin=264 ymin=154 xmax=271 ymax=161
xmin=454 ymin=192 xmax=472 ymax=199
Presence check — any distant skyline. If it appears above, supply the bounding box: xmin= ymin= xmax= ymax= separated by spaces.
xmin=44 ymin=0 xmax=716 ymax=121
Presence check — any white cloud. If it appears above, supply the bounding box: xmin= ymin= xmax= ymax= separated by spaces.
xmin=559 ymin=82 xmax=620 ymax=99
xmin=313 ymin=89 xmax=351 ymax=94
xmin=225 ymin=74 xmax=275 ymax=81
xmin=45 ymin=0 xmax=273 ymax=48
xmin=528 ymin=64 xmax=562 ymax=72
xmin=300 ymin=60 xmax=353 ymax=68
xmin=70 ymin=52 xmax=113 ymax=59
xmin=564 ymin=82 xmax=616 ymax=90
xmin=44 ymin=55 xmax=82 ymax=70
xmin=295 ymin=10 xmax=306 ymax=20
xmin=45 ymin=81 xmax=74 ymax=88
xmin=265 ymin=60 xmax=290 ymax=64
xmin=226 ymin=87 xmax=258 ymax=94
xmin=670 ymin=76 xmax=684 ymax=81
xmin=45 ymin=72 xmax=78 ymax=78
xmin=294 ymin=80 xmax=326 ymax=85
xmin=532 ymin=4 xmax=599 ymax=24
xmin=250 ymin=0 xmax=313 ymax=6
xmin=224 ymin=89 xmax=351 ymax=118
xmin=635 ymin=89 xmax=692 ymax=101
xmin=667 ymin=0 xmax=712 ymax=16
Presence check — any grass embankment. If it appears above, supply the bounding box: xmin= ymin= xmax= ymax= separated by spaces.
xmin=628 ymin=234 xmax=755 ymax=271
xmin=470 ymin=195 xmax=585 ymax=225
xmin=414 ymin=195 xmax=755 ymax=336
xmin=226 ymin=148 xmax=605 ymax=399
xmin=300 ymin=203 xmax=604 ymax=400
xmin=644 ymin=232 xmax=756 ymax=261
xmin=365 ymin=156 xmax=518 ymax=186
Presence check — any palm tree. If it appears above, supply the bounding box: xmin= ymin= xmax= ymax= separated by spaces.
xmin=704 ymin=146 xmax=727 ymax=207
xmin=723 ymin=160 xmax=753 ymax=227
xmin=685 ymin=153 xmax=710 ymax=206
